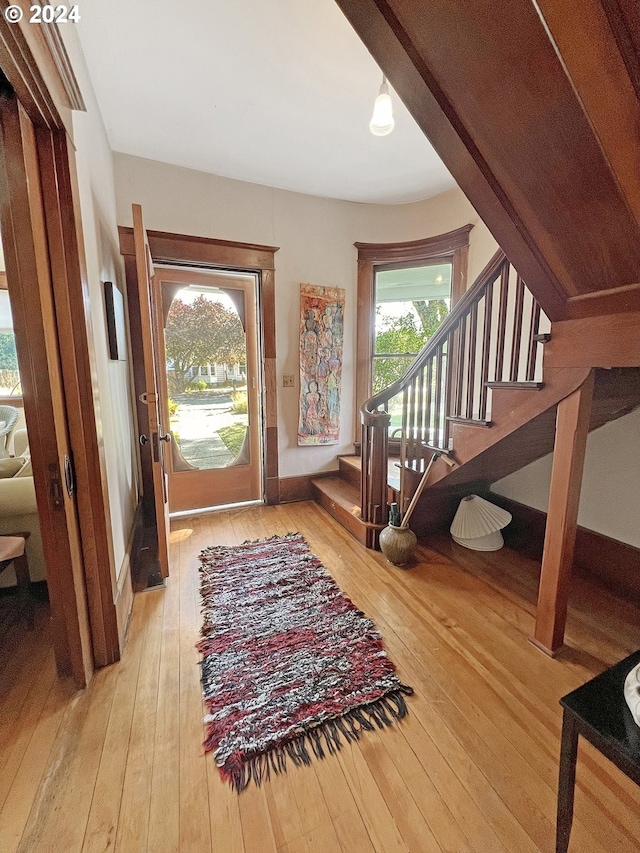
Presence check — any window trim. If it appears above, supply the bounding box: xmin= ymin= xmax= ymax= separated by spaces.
xmin=353 ymin=225 xmax=472 ymax=436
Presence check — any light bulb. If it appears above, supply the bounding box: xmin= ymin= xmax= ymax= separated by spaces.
xmin=369 ymin=78 xmax=394 ymax=136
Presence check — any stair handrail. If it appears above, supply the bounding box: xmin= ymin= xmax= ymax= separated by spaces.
xmin=359 ymin=248 xmax=544 ymax=528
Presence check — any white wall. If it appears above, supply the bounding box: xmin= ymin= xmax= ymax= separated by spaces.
xmin=114 ymin=154 xmax=497 ymax=479
xmin=60 ymin=31 xmax=138 ymax=580
xmin=491 ymin=408 xmax=640 ymax=547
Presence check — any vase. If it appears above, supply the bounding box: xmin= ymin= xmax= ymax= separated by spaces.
xmin=379 ymin=524 xmax=417 ymax=567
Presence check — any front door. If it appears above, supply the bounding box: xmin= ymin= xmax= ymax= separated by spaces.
xmin=154 ymin=267 xmax=262 ymax=513
xmin=131 ymin=204 xmax=171 ymax=577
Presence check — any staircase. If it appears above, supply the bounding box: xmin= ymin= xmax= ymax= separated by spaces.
xmin=312 ymin=251 xmax=640 ymax=548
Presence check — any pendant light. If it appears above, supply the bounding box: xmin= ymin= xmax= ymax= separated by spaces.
xmin=369 ymin=74 xmax=395 ymax=136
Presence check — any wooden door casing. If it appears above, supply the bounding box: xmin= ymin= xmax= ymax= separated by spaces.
xmin=120 ymin=227 xmax=280 ymax=504
xmin=154 ymin=266 xmax=262 ymax=512
xmin=0 ymin=95 xmax=93 ymax=684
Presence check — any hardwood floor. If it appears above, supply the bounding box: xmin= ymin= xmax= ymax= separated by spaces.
xmin=1 ymin=500 xmax=639 ymax=852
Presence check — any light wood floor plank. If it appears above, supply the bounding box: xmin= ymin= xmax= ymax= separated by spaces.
xmin=177 ymin=522 xmax=215 ymax=853
xmin=114 ymin=590 xmax=164 ymax=852
xmin=147 ymin=540 xmax=181 ymax=853
xmin=81 ymin=591 xmax=152 ymax=853
xmin=16 ymin=663 xmax=120 ymax=853
xmin=0 ymin=674 xmax=76 ymax=852
xmin=2 ymin=501 xmax=639 ymax=852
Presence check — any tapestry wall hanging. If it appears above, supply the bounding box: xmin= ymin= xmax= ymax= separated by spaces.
xmin=198 ymin=533 xmax=413 ymax=791
xmin=298 ymin=284 xmax=345 ymax=445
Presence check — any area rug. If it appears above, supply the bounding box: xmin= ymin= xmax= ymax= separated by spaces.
xmin=198 ymin=532 xmax=413 ymax=791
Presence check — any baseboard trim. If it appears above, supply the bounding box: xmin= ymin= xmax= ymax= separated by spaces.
xmin=489 ymin=493 xmax=640 ymax=599
xmin=115 ymin=502 xmax=144 ymax=649
xmin=279 ymin=471 xmax=336 ymax=503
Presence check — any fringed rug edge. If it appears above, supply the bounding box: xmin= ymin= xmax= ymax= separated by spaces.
xmin=208 ymin=683 xmax=414 ymax=793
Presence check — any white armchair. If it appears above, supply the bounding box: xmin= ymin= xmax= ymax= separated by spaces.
xmin=0 ymin=429 xmax=44 ymax=586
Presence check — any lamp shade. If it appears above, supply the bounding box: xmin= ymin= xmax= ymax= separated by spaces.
xmin=450 ymin=495 xmax=512 ymax=551
xmin=369 ymin=79 xmax=394 ymax=136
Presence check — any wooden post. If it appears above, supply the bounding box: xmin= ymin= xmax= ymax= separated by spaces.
xmin=532 ymin=371 xmax=594 ymax=655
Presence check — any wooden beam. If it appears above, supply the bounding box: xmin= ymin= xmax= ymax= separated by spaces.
xmin=532 ymin=371 xmax=595 ymax=655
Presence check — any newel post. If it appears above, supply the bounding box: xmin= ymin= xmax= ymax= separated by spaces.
xmin=361 ymin=409 xmax=390 ymax=526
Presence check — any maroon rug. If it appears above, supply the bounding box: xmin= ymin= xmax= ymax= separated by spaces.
xmin=198 ymin=532 xmax=413 ymax=791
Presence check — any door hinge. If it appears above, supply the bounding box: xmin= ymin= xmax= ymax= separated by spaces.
xmin=64 ymin=454 xmax=76 ymax=498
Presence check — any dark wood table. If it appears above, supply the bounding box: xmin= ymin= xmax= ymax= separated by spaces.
xmin=557 ymin=649 xmax=640 ymax=852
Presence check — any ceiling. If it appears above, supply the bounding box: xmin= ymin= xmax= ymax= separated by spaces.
xmin=75 ymin=0 xmax=455 ymax=205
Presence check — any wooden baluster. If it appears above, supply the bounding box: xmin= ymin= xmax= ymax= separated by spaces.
xmin=509 ymin=274 xmax=526 ymax=381
xmin=400 ymin=386 xmax=409 ymax=514
xmin=433 ymin=342 xmax=444 ymax=450
xmin=495 ymin=261 xmax=510 ymax=382
xmin=443 ymin=332 xmax=455 ymax=447
xmin=407 ymin=377 xmax=417 ymax=470
xmin=526 ymin=299 xmax=542 ymax=381
xmin=478 ymin=283 xmax=494 ymax=421
xmin=466 ymin=301 xmax=478 ymax=419
xmin=360 ymin=421 xmax=371 ymax=522
xmin=425 ymin=355 xmax=434 ymax=446
xmin=454 ymin=315 xmax=467 ymax=418
xmin=416 ymin=366 xmax=425 ymax=448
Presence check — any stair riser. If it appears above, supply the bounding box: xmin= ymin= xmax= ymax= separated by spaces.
xmin=338 ymin=458 xmax=361 ymax=489
xmin=312 ymin=483 xmax=369 ymax=546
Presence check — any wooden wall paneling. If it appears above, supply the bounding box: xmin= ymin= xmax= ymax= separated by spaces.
xmin=37 ymin=126 xmax=122 ymax=667
xmin=599 ymin=0 xmax=640 ymax=98
xmin=0 ymin=96 xmax=92 ymax=684
xmin=532 ymin=371 xmax=595 ymax=656
xmin=335 ymin=0 xmax=640 ymax=318
xmin=566 ymin=284 xmax=640 ymax=320
xmin=534 ymin=0 xmax=640 ymax=226
xmin=545 ymin=313 xmax=640 ymax=369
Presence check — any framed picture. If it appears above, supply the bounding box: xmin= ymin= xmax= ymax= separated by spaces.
xmin=104 ymin=281 xmax=127 ymax=361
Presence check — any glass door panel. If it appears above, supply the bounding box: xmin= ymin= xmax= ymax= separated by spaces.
xmin=155 ymin=267 xmax=262 ymax=512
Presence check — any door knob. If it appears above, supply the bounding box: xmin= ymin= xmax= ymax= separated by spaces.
xmin=159 ymin=432 xmax=172 ymax=443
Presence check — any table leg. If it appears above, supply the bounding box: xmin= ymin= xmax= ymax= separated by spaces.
xmin=557 ymin=709 xmax=579 ymax=853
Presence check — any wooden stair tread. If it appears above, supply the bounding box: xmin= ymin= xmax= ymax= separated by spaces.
xmin=446 ymin=416 xmax=492 ymax=427
xmin=485 ymin=381 xmax=544 ymax=389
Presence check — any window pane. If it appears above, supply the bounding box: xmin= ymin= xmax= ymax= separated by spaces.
xmin=165 ymin=287 xmax=248 ymax=471
xmin=374 ymin=264 xmax=451 ymax=360
xmin=372 ymin=356 xmax=413 ymax=395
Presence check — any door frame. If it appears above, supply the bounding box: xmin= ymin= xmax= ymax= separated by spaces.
xmin=0 ymin=19 xmax=123 ymax=682
xmin=119 ymin=228 xmax=281 ymax=506
xmin=154 ymin=266 xmax=263 ymax=513
xmin=353 ymin=226 xmax=472 ymax=436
